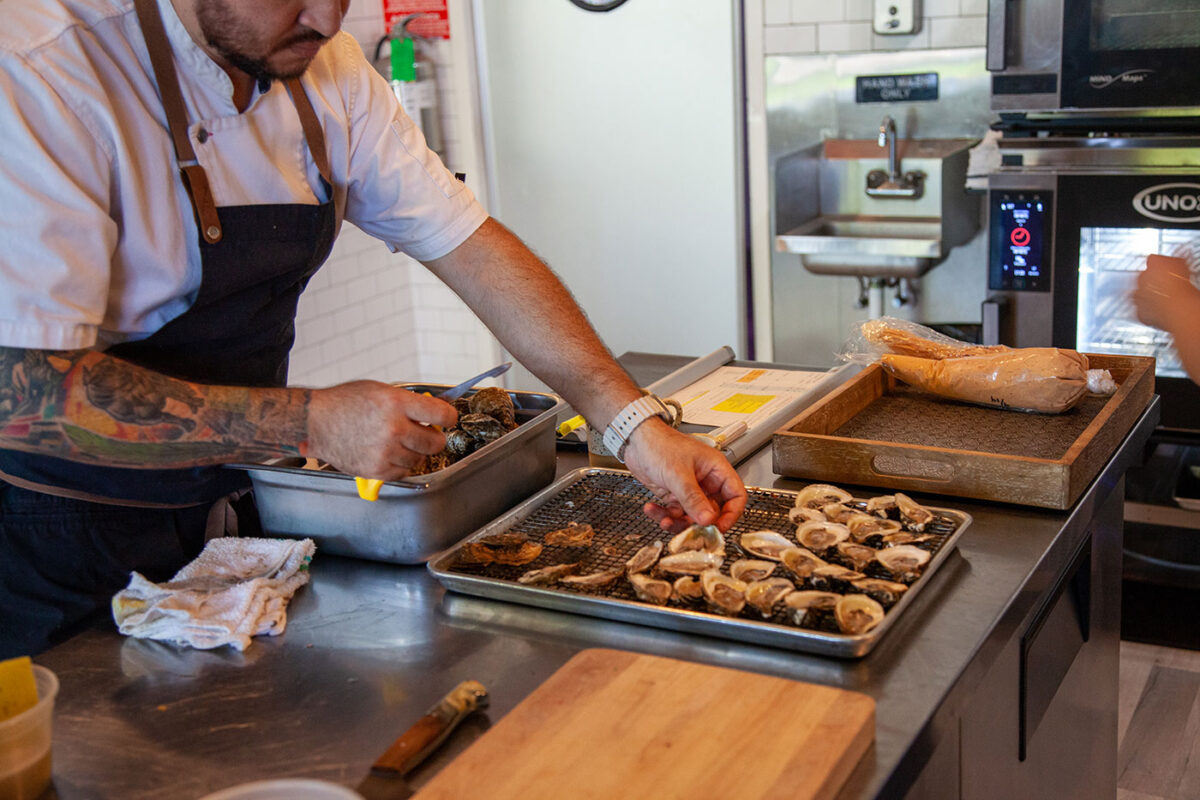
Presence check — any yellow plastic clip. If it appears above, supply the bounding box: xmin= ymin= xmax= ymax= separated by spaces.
xmin=557 ymin=414 xmax=586 ymax=438
xmin=355 ymin=476 xmax=384 ymax=502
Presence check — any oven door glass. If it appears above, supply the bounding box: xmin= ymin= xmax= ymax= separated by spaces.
xmin=1076 ymin=226 xmax=1199 ymax=378
xmin=1062 ymin=0 xmax=1200 ymax=109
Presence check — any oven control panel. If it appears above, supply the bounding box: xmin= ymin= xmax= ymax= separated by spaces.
xmin=989 ymin=190 xmax=1053 ymax=292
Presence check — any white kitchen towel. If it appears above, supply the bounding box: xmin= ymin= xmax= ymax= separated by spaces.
xmin=112 ymin=537 xmax=316 ymax=651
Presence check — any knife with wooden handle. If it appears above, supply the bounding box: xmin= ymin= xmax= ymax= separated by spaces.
xmin=355 ymin=680 xmax=489 ymax=800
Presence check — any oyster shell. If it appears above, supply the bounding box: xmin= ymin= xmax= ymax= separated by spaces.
xmin=517 ymin=562 xmax=580 ymax=585
xmin=847 ymin=515 xmax=903 ymax=545
xmin=786 ymin=505 xmax=825 ymax=525
xmin=468 ymin=386 xmax=517 ymax=429
xmin=667 ymin=524 xmax=725 ymax=555
xmin=729 ymin=558 xmax=777 ymax=583
xmin=865 ymin=494 xmax=897 ymax=517
xmin=625 ymin=540 xmax=664 ymax=574
xmin=628 ymin=572 xmax=673 ymax=605
xmin=672 ymin=576 xmax=704 ymax=602
xmin=780 ymin=546 xmax=826 ymax=581
xmin=744 ymin=578 xmax=796 ymax=618
xmin=820 ymin=503 xmax=859 ymax=525
xmin=543 ymin=522 xmax=596 ymax=547
xmin=458 ymin=533 xmax=543 ymax=566
xmin=880 ymin=532 xmax=937 ymax=548
xmin=793 ymin=483 xmax=853 ymax=510
xmin=559 ymin=567 xmax=625 ymax=588
xmin=871 ymin=544 xmax=931 ymax=583
xmin=795 ymin=520 xmax=850 ymax=555
xmin=444 ymin=427 xmax=476 ymax=458
xmin=807 ymin=564 xmax=866 ymax=593
xmin=835 ymin=593 xmax=885 ymax=635
xmin=784 ymin=590 xmax=840 ymax=628
xmin=459 ymin=412 xmax=506 ymax=443
xmin=657 ymin=550 xmax=724 ymax=575
xmin=700 ymin=569 xmax=747 ymax=616
xmin=895 ymin=493 xmax=934 ymax=532
xmin=834 ymin=542 xmax=878 ymax=572
xmin=739 ymin=530 xmax=794 ymax=561
xmin=849 ymin=577 xmax=909 ymax=609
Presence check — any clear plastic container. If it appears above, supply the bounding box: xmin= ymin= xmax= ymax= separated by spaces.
xmin=199 ymin=779 xmax=363 ymax=799
xmin=0 ymin=664 xmax=58 ymax=800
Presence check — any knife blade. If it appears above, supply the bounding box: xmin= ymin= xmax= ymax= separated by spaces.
xmin=354 ymin=363 xmax=512 ymax=501
xmin=354 ymin=680 xmax=489 ymax=800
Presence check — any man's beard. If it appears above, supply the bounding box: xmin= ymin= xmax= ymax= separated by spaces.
xmin=195 ymin=0 xmax=327 ymax=81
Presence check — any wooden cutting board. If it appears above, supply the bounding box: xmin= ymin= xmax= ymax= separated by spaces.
xmin=411 ymin=648 xmax=875 ymax=800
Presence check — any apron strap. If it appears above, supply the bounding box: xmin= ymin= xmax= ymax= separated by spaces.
xmin=132 ymin=0 xmax=224 ymax=245
xmin=285 ymin=79 xmax=333 ymax=187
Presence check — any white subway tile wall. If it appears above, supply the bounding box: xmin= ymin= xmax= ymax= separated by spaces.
xmin=765 ymin=0 xmax=986 ymax=54
xmin=290 ymin=0 xmax=501 ymax=389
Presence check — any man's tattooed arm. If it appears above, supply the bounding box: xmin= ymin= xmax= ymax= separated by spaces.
xmin=0 ymin=347 xmax=310 ymax=468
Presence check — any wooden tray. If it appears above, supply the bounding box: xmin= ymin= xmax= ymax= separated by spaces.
xmin=771 ymin=354 xmax=1155 ymax=510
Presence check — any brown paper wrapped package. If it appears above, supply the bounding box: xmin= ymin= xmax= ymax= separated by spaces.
xmin=880 ymin=348 xmax=1091 ymax=414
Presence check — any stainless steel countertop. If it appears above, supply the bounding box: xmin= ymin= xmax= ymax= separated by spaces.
xmin=35 ymin=356 xmax=1161 ymax=800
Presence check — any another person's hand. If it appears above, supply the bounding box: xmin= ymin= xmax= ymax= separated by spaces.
xmin=1134 ymin=254 xmax=1196 ymax=331
xmin=304 ymin=381 xmax=458 ymax=479
xmin=621 ymin=419 xmax=748 ymax=533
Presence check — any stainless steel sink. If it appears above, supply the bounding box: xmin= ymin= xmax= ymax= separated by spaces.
xmin=774 ymin=137 xmax=980 ymax=278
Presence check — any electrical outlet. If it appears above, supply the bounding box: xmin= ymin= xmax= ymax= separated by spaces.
xmin=873 ymin=0 xmax=920 ymax=35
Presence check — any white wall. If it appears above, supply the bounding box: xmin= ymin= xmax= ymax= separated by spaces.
xmin=288 ymin=0 xmax=501 ymax=389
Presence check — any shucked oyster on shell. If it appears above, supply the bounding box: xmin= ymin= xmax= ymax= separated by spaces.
xmin=517 ymin=562 xmax=580 ymax=585
xmin=895 ymin=493 xmax=935 ymax=532
xmin=847 ymin=515 xmax=903 ymax=545
xmin=628 ymin=572 xmax=673 ymax=605
xmin=793 ymin=483 xmax=853 ymax=510
xmin=834 ymin=593 xmax=885 ymax=635
xmin=559 ymin=567 xmax=625 ymax=588
xmin=667 ymin=524 xmax=725 ymax=555
xmin=729 ymin=558 xmax=777 ymax=583
xmin=657 ymin=550 xmax=724 ymax=575
xmin=672 ymin=576 xmax=704 ymax=602
xmin=784 ymin=590 xmax=840 ymax=628
xmin=835 ymin=542 xmax=878 ymax=572
xmin=780 ymin=546 xmax=827 ymax=581
xmin=787 ymin=505 xmax=825 ymax=525
xmin=870 ymin=544 xmax=931 ymax=584
xmin=795 ymin=521 xmax=850 ymax=555
xmin=745 ymin=578 xmax=796 ymax=618
xmin=739 ymin=530 xmax=794 ymax=561
xmin=849 ymin=577 xmax=909 ymax=609
xmin=625 ymin=540 xmax=664 ymax=574
xmin=543 ymin=522 xmax=596 ymax=547
xmin=700 ymin=569 xmax=747 ymax=616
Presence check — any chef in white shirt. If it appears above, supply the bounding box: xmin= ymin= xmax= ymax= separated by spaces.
xmin=0 ymin=0 xmax=747 ymax=656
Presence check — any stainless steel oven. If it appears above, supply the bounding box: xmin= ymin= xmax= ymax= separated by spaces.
xmin=988 ymin=0 xmax=1200 ymax=114
xmin=982 ymin=136 xmax=1200 ymax=434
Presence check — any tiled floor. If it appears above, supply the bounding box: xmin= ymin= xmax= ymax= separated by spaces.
xmin=1118 ymin=641 xmax=1200 ymax=800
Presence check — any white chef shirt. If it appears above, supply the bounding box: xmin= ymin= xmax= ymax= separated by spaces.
xmin=0 ymin=0 xmax=487 ymax=351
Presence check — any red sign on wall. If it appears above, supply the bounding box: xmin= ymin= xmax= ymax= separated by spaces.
xmin=383 ymin=0 xmax=450 ymax=39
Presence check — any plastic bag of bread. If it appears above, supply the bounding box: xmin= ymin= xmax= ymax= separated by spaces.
xmin=843 ymin=316 xmax=1011 ymax=361
xmin=879 ymin=348 xmax=1091 ymax=414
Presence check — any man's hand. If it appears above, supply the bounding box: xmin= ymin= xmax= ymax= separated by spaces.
xmin=620 ymin=418 xmax=748 ymax=533
xmin=1134 ymin=254 xmax=1197 ymax=332
xmin=305 ymin=381 xmax=458 ymax=480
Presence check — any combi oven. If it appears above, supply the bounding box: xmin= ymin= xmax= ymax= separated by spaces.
xmin=983 ymin=137 xmax=1200 ymax=433
xmin=987 ymin=0 xmax=1200 ymax=114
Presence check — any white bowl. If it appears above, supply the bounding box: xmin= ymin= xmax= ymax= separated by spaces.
xmin=199 ymin=778 xmax=363 ymax=800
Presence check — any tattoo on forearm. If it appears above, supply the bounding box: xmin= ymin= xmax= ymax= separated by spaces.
xmin=0 ymin=346 xmax=308 ymax=468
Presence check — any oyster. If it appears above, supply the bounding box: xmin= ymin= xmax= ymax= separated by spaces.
xmin=559 ymin=567 xmax=625 ymax=588
xmin=628 ymin=572 xmax=673 ymax=605
xmin=517 ymin=562 xmax=580 ymax=585
xmin=452 ymin=396 xmax=472 ymax=419
xmin=849 ymin=578 xmax=909 ymax=609
xmin=786 ymin=505 xmax=825 ymax=525
xmin=457 ymin=533 xmax=543 ymax=566
xmin=744 ymin=578 xmax=796 ymax=618
xmin=459 ymin=412 xmax=506 ymax=443
xmin=780 ymin=546 xmax=826 ymax=581
xmin=739 ymin=530 xmax=794 ymax=561
xmin=543 ymin=522 xmax=596 ymax=547
xmin=657 ymin=550 xmax=724 ymax=575
xmin=880 ymin=532 xmax=937 ymax=548
xmin=871 ymin=544 xmax=931 ymax=583
xmin=444 ymin=427 xmax=476 ymax=458
xmin=834 ymin=542 xmax=878 ymax=572
xmin=625 ymin=540 xmax=664 ymax=574
xmin=865 ymin=494 xmax=897 ymax=517
xmin=468 ymin=386 xmax=517 ymax=429
xmin=820 ymin=502 xmax=859 ymax=525
xmin=729 ymin=558 xmax=776 ymax=583
xmin=807 ymin=564 xmax=866 ymax=593
xmin=784 ymin=591 xmax=840 ymax=628
xmin=795 ymin=521 xmax=850 ymax=555
xmin=847 ymin=515 xmax=903 ymax=546
xmin=672 ymin=576 xmax=704 ymax=602
xmin=667 ymin=524 xmax=725 ymax=555
xmin=835 ymin=593 xmax=885 ymax=635
xmin=895 ymin=493 xmax=934 ymax=532
xmin=700 ymin=569 xmax=747 ymax=616
xmin=793 ymin=483 xmax=853 ymax=510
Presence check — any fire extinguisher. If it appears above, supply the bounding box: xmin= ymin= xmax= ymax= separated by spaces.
xmin=373 ymin=14 xmax=444 ymax=157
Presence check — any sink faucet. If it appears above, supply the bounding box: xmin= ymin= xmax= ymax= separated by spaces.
xmin=866 ymin=115 xmax=923 ymax=199
xmin=878 ymin=115 xmax=899 ymax=180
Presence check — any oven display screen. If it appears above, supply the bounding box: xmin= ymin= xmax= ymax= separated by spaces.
xmin=990 ymin=191 xmax=1052 ymax=291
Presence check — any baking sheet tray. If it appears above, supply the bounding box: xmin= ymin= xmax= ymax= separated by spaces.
xmin=428 ymin=468 xmax=972 ymax=658
xmin=230 ymin=385 xmax=564 ymax=564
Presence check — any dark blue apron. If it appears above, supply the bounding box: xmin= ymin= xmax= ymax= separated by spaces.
xmin=0 ymin=0 xmax=337 ymax=655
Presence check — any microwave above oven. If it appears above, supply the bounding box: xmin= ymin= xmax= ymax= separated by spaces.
xmin=988 ymin=0 xmax=1200 ymax=114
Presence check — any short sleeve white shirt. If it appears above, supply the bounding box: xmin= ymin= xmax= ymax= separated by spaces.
xmin=0 ymin=0 xmax=487 ymax=350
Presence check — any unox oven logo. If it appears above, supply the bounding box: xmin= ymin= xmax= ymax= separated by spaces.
xmin=1089 ymin=69 xmax=1153 ymax=89
xmin=1133 ymin=183 xmax=1200 ymax=223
